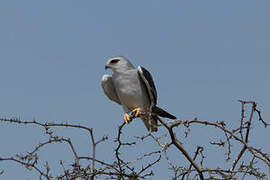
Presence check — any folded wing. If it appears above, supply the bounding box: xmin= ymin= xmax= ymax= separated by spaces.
xmin=137 ymin=66 xmax=176 ymax=120
xmin=137 ymin=66 xmax=157 ymax=111
xmin=101 ymin=74 xmax=121 ymax=105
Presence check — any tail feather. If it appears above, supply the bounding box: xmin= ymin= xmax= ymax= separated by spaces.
xmin=153 ymin=106 xmax=176 ymax=119
xmin=141 ymin=115 xmax=158 ymax=132
xmin=141 ymin=106 xmax=176 ymax=132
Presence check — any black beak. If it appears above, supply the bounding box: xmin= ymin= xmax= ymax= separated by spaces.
xmin=105 ymin=65 xmax=109 ymax=70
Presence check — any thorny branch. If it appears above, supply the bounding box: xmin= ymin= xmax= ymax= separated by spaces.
xmin=0 ymin=100 xmax=269 ymax=179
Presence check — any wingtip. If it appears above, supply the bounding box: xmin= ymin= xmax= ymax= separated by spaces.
xmin=102 ymin=74 xmax=111 ymax=81
xmin=153 ymin=106 xmax=177 ymax=120
xmin=170 ymin=115 xmax=177 ymax=120
xmin=164 ymin=113 xmax=177 ymax=120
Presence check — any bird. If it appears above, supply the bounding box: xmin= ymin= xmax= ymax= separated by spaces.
xmin=101 ymin=56 xmax=176 ymax=132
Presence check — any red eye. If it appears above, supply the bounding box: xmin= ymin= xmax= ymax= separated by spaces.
xmin=110 ymin=59 xmax=120 ymax=64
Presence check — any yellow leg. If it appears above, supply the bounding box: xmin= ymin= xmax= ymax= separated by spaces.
xmin=124 ymin=113 xmax=131 ymax=124
xmin=131 ymin=107 xmax=141 ymax=118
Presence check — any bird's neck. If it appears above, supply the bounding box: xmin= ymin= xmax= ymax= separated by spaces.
xmin=113 ymin=67 xmax=135 ymax=74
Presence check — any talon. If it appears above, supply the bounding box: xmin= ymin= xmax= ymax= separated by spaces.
xmin=124 ymin=113 xmax=131 ymax=124
xmin=131 ymin=108 xmax=141 ymax=118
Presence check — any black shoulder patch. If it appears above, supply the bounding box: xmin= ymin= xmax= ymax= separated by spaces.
xmin=138 ymin=66 xmax=157 ymax=105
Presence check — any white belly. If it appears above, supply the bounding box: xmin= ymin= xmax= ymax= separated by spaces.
xmin=113 ymin=70 xmax=149 ymax=112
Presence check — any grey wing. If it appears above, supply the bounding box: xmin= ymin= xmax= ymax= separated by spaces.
xmin=138 ymin=66 xmax=176 ymax=129
xmin=101 ymin=74 xmax=121 ymax=105
xmin=137 ymin=66 xmax=157 ymax=109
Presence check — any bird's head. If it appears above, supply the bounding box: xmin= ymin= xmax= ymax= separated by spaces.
xmin=105 ymin=56 xmax=135 ymax=72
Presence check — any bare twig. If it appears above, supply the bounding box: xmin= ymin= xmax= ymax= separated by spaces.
xmin=0 ymin=100 xmax=269 ymax=179
xmin=157 ymin=117 xmax=205 ymax=180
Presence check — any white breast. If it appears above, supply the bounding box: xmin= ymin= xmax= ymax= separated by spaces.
xmin=112 ymin=70 xmax=149 ymax=112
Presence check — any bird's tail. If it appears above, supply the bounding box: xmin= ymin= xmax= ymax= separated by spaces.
xmin=153 ymin=106 xmax=176 ymax=119
xmin=141 ymin=115 xmax=158 ymax=132
xmin=141 ymin=106 xmax=176 ymax=132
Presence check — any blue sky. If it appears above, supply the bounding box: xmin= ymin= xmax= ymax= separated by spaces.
xmin=0 ymin=1 xmax=269 ymax=179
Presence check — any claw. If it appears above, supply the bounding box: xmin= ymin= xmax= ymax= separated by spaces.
xmin=124 ymin=113 xmax=131 ymax=124
xmin=131 ymin=108 xmax=141 ymax=118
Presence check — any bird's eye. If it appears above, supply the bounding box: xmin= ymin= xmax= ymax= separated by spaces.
xmin=110 ymin=59 xmax=120 ymax=64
